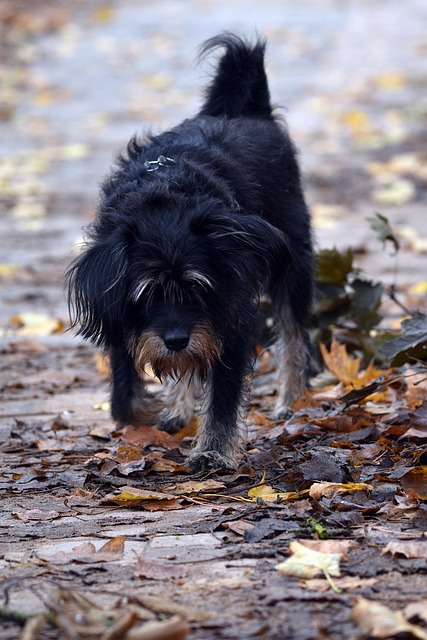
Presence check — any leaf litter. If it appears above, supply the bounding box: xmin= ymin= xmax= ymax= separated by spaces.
xmin=1 ymin=3 xmax=427 ymax=639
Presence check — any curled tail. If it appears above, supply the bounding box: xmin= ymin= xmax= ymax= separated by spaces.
xmin=199 ymin=33 xmax=272 ymax=119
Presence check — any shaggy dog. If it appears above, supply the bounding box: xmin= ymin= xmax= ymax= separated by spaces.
xmin=67 ymin=33 xmax=314 ymax=472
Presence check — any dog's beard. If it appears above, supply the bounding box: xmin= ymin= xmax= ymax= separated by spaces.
xmin=131 ymin=321 xmax=222 ymax=382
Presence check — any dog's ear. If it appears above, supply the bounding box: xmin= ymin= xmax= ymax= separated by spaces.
xmin=191 ymin=212 xmax=291 ymax=286
xmin=67 ymin=235 xmax=128 ymax=347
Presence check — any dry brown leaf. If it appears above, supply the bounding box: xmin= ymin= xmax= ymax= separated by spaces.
xmin=166 ymin=479 xmax=226 ymax=494
xmin=140 ymin=499 xmax=185 ymax=511
xmin=38 ymin=535 xmax=125 ymax=565
xmin=42 ymin=588 xmax=189 ymax=640
xmin=298 ymin=539 xmax=354 ymax=561
xmin=351 ymin=596 xmax=427 ymax=640
xmin=134 ymin=556 xmax=188 ymax=580
xmin=126 ymin=615 xmax=188 ymax=640
xmin=382 ymin=540 xmax=427 ymax=559
xmin=223 ymin=519 xmax=255 ymax=536
xmin=121 ymin=425 xmax=179 ymax=449
xmin=400 ymin=467 xmax=427 ymax=500
xmin=100 ymin=443 xmax=146 ymax=475
xmin=13 ymin=509 xmax=61 ymax=522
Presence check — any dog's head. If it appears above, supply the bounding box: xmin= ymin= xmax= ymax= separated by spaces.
xmin=67 ymin=198 xmax=290 ymax=380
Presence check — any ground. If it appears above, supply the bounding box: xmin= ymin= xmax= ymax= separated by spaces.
xmin=1 ymin=2 xmax=427 ymax=639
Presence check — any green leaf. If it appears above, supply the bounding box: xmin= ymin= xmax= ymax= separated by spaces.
xmin=316 ymin=248 xmax=353 ymax=286
xmin=366 ymin=213 xmax=400 ymax=254
xmin=351 ymin=278 xmax=383 ymax=329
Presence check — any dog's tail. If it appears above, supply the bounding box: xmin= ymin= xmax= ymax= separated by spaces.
xmin=198 ymin=33 xmax=272 ymax=119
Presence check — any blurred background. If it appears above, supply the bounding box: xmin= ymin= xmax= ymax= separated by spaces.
xmin=1 ymin=0 xmax=426 ymax=329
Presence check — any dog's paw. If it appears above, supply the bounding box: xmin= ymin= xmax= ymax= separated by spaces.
xmin=186 ymin=450 xmax=238 ymax=473
xmin=273 ymin=403 xmax=293 ymax=421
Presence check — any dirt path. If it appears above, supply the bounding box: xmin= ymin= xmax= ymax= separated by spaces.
xmin=1 ymin=2 xmax=427 ymax=639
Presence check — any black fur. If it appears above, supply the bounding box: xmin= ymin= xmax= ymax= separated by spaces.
xmin=67 ymin=33 xmax=314 ymax=472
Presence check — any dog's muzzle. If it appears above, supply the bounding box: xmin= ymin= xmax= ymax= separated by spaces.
xmin=131 ymin=321 xmax=222 ymax=381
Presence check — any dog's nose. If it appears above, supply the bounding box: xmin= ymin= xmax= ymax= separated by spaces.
xmin=163 ymin=330 xmax=189 ymax=352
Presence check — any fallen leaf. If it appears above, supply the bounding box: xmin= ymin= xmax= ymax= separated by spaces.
xmin=309 ymin=482 xmax=373 ymax=500
xmin=0 ymin=263 xmax=18 ymax=277
xmin=223 ymin=519 xmax=255 ymax=537
xmin=167 ymin=479 xmax=226 ymax=494
xmin=100 ymin=443 xmax=146 ymax=475
xmin=400 ymin=467 xmax=427 ymax=500
xmin=298 ymin=539 xmax=354 ymax=560
xmin=103 ymin=485 xmax=184 ymax=510
xmin=276 ymin=540 xmax=342 ymax=581
xmin=9 ymin=312 xmax=63 ymax=336
xmin=13 ymin=509 xmax=61 ymax=522
xmin=373 ymin=71 xmax=406 ymax=91
xmin=38 ymin=536 xmax=125 ymax=564
xmin=351 ymin=596 xmax=427 ymax=639
xmin=121 ymin=425 xmax=179 ymax=449
xmin=105 ymin=486 xmax=178 ymax=503
xmin=248 ymin=483 xmax=299 ymax=503
xmin=134 ymin=556 xmax=188 ymax=580
xmin=382 ymin=540 xmax=427 ymax=559
xmin=320 ymin=339 xmax=361 ymax=385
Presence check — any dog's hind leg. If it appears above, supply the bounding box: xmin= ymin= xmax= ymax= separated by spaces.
xmin=274 ymin=307 xmax=312 ymax=420
xmin=157 ymin=375 xmax=202 ymax=434
xmin=110 ymin=346 xmax=161 ymax=427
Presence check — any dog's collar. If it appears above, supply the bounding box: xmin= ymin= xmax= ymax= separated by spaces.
xmin=144 ymin=155 xmax=176 ymax=172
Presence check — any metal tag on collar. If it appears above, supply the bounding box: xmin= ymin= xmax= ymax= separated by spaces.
xmin=144 ymin=155 xmax=175 ymax=172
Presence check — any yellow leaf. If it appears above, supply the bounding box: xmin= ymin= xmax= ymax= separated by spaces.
xmin=10 ymin=312 xmax=63 ymax=336
xmin=409 ymin=281 xmax=427 ymax=296
xmin=95 ymin=352 xmax=110 ymax=376
xmin=320 ymin=339 xmax=361 ymax=385
xmin=93 ymin=401 xmax=111 ymax=411
xmin=309 ymin=482 xmax=373 ymax=500
xmin=108 ymin=486 xmax=177 ymax=504
xmin=320 ymin=339 xmax=383 ymax=390
xmin=341 ymin=109 xmax=372 ymax=135
xmin=248 ymin=483 xmax=299 ymax=503
xmin=374 ymin=71 xmax=406 ymax=91
xmin=0 ymin=264 xmax=18 ymax=277
xmin=276 ymin=540 xmax=342 ymax=580
xmin=92 ymin=3 xmax=115 ymax=22
xmin=144 ymin=74 xmax=172 ymax=91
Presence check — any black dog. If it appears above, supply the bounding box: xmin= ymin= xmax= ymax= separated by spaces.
xmin=67 ymin=33 xmax=314 ymax=472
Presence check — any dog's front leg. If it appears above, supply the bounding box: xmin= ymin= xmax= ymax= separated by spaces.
xmin=110 ymin=346 xmax=160 ymax=427
xmin=186 ymin=347 xmax=248 ymax=472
